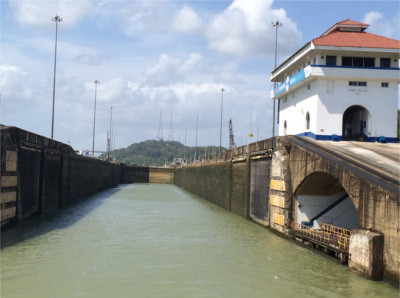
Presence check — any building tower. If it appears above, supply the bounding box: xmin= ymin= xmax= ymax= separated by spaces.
xmin=270 ymin=19 xmax=400 ymax=142
xmin=229 ymin=118 xmax=236 ymax=149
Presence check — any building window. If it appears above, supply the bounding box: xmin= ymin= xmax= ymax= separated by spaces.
xmin=349 ymin=81 xmax=367 ymax=87
xmin=380 ymin=58 xmax=390 ymax=68
xmin=326 ymin=56 xmax=337 ymax=66
xmin=342 ymin=57 xmax=352 ymax=66
xmin=342 ymin=57 xmax=375 ymax=67
xmin=305 ymin=112 xmax=310 ymax=130
xmin=381 ymin=82 xmax=389 ymax=87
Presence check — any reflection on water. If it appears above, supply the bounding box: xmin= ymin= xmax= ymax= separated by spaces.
xmin=1 ymin=184 xmax=398 ymax=297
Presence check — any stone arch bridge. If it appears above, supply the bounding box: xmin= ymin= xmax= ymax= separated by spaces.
xmin=269 ymin=136 xmax=399 ymax=284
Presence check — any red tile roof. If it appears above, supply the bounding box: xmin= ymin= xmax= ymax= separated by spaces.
xmin=321 ymin=19 xmax=369 ymax=36
xmin=333 ymin=19 xmax=369 ymax=27
xmin=313 ymin=19 xmax=400 ymax=49
xmin=313 ymin=31 xmax=400 ymax=49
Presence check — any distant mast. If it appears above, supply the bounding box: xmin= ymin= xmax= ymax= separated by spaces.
xmin=157 ymin=109 xmax=163 ymax=141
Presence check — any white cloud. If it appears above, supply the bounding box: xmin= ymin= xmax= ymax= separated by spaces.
xmin=75 ymin=54 xmax=104 ymax=66
xmin=363 ymin=11 xmax=400 ymax=39
xmin=173 ymin=5 xmax=202 ymax=32
xmin=145 ymin=53 xmax=203 ymax=84
xmin=0 ymin=65 xmax=32 ymax=98
xmin=9 ymin=0 xmax=94 ymax=28
xmin=179 ymin=53 xmax=202 ymax=73
xmin=205 ymin=0 xmax=301 ymax=58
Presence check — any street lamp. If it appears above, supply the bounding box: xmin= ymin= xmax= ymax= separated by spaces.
xmin=92 ymin=80 xmax=99 ymax=157
xmin=108 ymin=106 xmax=113 ymax=160
xmin=51 ymin=14 xmax=62 ymax=140
xmin=195 ymin=114 xmax=198 ymax=162
xmin=219 ymin=88 xmax=224 ymax=157
xmin=271 ymin=19 xmax=282 ymax=139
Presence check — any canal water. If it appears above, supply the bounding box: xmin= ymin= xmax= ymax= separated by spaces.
xmin=1 ymin=184 xmax=398 ymax=297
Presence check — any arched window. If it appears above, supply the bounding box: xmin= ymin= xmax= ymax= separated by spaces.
xmin=306 ymin=112 xmax=310 ymax=130
xmin=283 ymin=120 xmax=287 ymax=136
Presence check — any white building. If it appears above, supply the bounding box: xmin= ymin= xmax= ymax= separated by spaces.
xmin=270 ymin=19 xmax=400 ymax=142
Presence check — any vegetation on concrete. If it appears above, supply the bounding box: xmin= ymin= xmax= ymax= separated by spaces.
xmin=101 ymin=140 xmax=224 ymax=167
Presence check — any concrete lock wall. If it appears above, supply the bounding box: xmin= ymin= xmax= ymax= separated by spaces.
xmin=174 ymin=139 xmax=274 ymax=221
xmin=1 ymin=126 xmax=122 ymax=226
xmin=122 ymin=165 xmax=149 ymax=183
xmin=149 ymin=168 xmax=174 ymax=184
xmin=174 ymin=162 xmax=232 ymax=211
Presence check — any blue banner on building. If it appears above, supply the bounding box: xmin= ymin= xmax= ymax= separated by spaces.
xmin=289 ymin=69 xmax=306 ymax=88
xmin=274 ymin=81 xmax=287 ymax=97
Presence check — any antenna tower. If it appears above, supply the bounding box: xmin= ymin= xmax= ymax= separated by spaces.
xmin=168 ymin=112 xmax=174 ymax=141
xmin=157 ymin=109 xmax=163 ymax=141
xmin=229 ymin=118 xmax=236 ymax=149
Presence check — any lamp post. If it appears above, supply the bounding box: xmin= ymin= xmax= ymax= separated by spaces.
xmin=195 ymin=114 xmax=198 ymax=162
xmin=92 ymin=80 xmax=99 ymax=157
xmin=108 ymin=106 xmax=113 ymax=160
xmin=219 ymin=88 xmax=224 ymax=157
xmin=51 ymin=15 xmax=62 ymax=140
xmin=271 ymin=20 xmax=282 ymax=139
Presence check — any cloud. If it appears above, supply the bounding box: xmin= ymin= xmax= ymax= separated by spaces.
xmin=363 ymin=11 xmax=400 ymax=39
xmin=0 ymin=65 xmax=32 ymax=99
xmin=145 ymin=53 xmax=203 ymax=84
xmin=205 ymin=0 xmax=301 ymax=58
xmin=75 ymin=54 xmax=104 ymax=66
xmin=9 ymin=0 xmax=94 ymax=28
xmin=101 ymin=1 xmax=176 ymax=36
xmin=172 ymin=5 xmax=202 ymax=32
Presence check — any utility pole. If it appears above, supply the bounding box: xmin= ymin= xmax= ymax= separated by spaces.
xmin=51 ymin=15 xmax=62 ymax=139
xmin=92 ymin=80 xmax=99 ymax=157
xmin=219 ymin=88 xmax=224 ymax=157
xmin=272 ymin=20 xmax=282 ymax=140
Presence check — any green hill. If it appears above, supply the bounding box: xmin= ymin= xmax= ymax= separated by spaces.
xmin=102 ymin=140 xmax=224 ymax=167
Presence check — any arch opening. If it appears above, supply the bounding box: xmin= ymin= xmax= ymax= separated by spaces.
xmin=294 ymin=172 xmax=358 ymax=230
xmin=342 ymin=105 xmax=370 ymax=141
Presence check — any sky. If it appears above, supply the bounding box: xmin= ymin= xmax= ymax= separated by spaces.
xmin=1 ymin=0 xmax=399 ymax=153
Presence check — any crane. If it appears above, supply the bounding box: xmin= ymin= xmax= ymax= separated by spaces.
xmin=229 ymin=118 xmax=236 ymax=149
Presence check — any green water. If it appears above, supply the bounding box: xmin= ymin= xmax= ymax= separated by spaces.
xmin=1 ymin=184 xmax=398 ymax=297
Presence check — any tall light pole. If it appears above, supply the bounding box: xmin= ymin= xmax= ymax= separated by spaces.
xmin=107 ymin=106 xmax=113 ymax=160
xmin=51 ymin=15 xmax=62 ymax=140
xmin=195 ymin=114 xmax=198 ymax=162
xmin=92 ymin=80 xmax=99 ymax=157
xmin=272 ymin=20 xmax=282 ymax=139
xmin=110 ymin=106 xmax=113 ymax=152
xmin=219 ymin=88 xmax=224 ymax=157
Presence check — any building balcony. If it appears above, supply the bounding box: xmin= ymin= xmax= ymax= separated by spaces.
xmin=271 ymin=65 xmax=400 ymax=99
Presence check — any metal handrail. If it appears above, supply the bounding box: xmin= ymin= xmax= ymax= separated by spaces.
xmin=291 ymin=222 xmax=350 ymax=250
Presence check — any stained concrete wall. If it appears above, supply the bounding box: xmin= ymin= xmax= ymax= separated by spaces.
xmin=1 ymin=126 xmax=122 ymax=226
xmin=174 ymin=139 xmax=274 ymax=221
xmin=174 ymin=162 xmax=232 ymax=211
xmin=122 ymin=165 xmax=149 ymax=183
xmin=149 ymin=168 xmax=174 ymax=184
